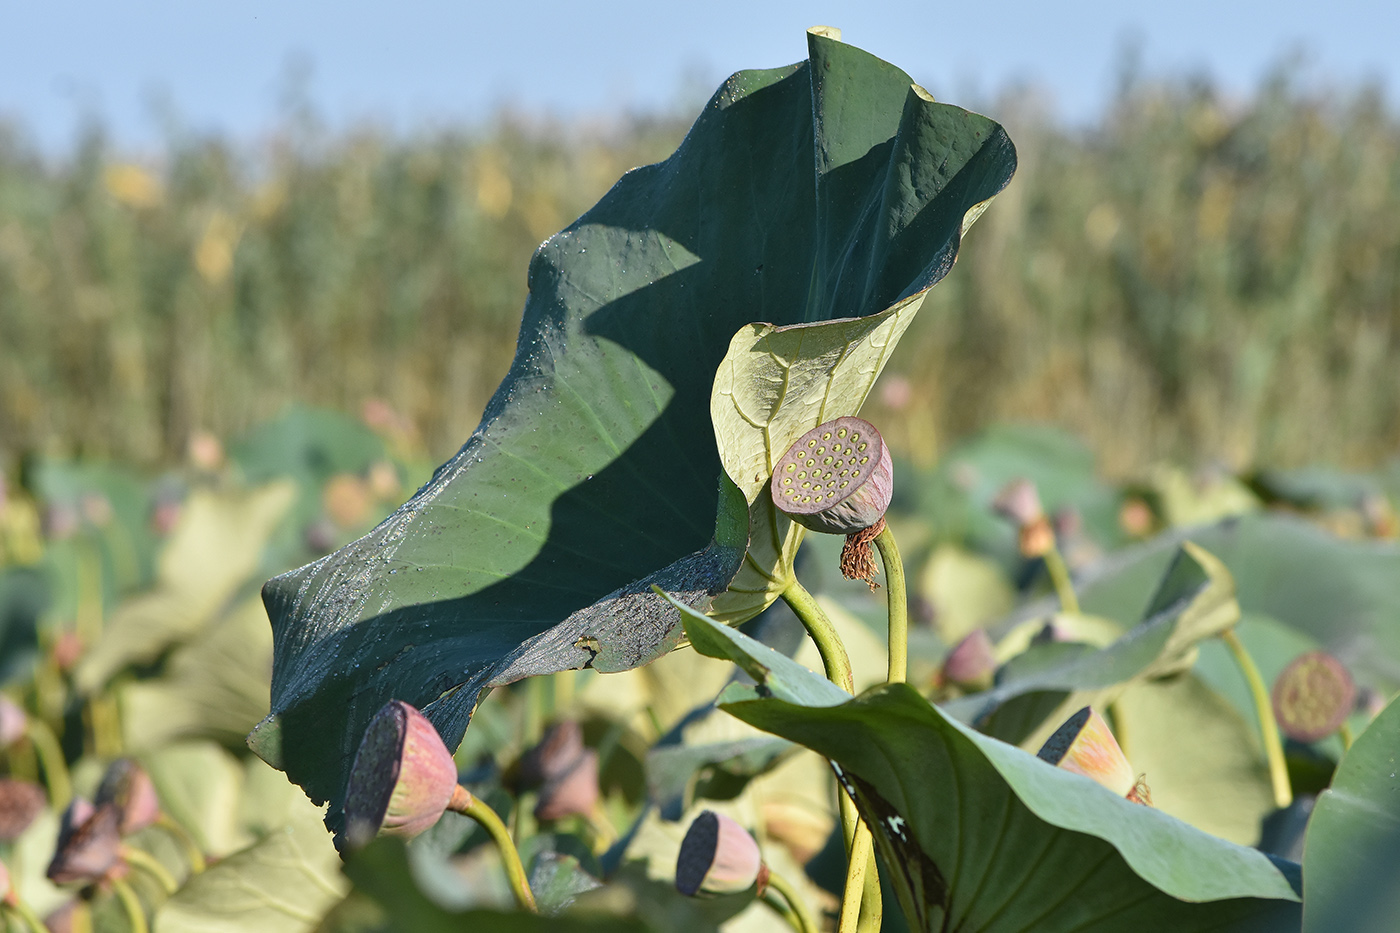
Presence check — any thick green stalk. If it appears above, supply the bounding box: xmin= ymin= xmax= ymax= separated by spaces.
xmin=780 ymin=579 xmax=854 ymax=693
xmin=873 ymin=525 xmax=907 ymax=683
xmin=25 ymin=718 xmax=71 ymax=809
xmin=121 ymin=845 xmax=179 ymax=894
xmin=110 ymin=877 xmax=148 ymax=933
xmin=1042 ymin=545 xmax=1080 ymax=616
xmin=156 ymin=813 xmax=206 ymax=873
xmin=839 ymin=822 xmax=874 ymax=933
xmin=451 ymin=786 xmax=537 ymax=912
xmin=1220 ymin=629 xmax=1292 ymax=808
xmin=3 ymin=899 xmax=48 ymax=933
xmin=763 ymin=870 xmax=819 ymax=933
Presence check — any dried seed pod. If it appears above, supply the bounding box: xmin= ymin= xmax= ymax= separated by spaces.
xmin=942 ymin=630 xmax=996 ymax=691
xmin=771 ymin=417 xmax=892 ymax=536
xmin=47 ymin=801 xmax=122 ymax=885
xmin=0 ymin=779 xmax=47 ymax=841
xmin=675 ymin=810 xmax=765 ymax=897
xmin=1272 ymin=651 xmax=1357 ymax=743
xmin=95 ymin=759 xmax=161 ymax=836
xmin=1037 ymin=707 xmax=1150 ymax=805
xmin=343 ymin=700 xmax=459 ymax=849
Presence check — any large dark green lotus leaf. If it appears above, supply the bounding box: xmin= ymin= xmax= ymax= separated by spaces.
xmin=1076 ymin=513 xmax=1400 ymax=692
xmin=675 ymin=604 xmax=1299 ymax=930
xmin=1302 ymin=696 xmax=1400 ymax=931
xmin=253 ymin=30 xmax=1018 ymax=817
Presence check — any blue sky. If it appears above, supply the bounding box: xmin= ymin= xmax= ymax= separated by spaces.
xmin=1 ymin=0 xmax=1396 ymax=152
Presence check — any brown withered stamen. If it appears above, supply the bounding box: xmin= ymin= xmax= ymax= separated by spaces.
xmin=840 ymin=517 xmax=886 ymax=589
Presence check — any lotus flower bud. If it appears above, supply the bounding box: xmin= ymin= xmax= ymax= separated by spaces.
xmin=343 ymin=700 xmax=459 ymax=849
xmin=47 ymin=801 xmax=123 ymax=885
xmin=992 ymin=479 xmax=1053 ymax=557
xmin=1272 ymin=651 xmax=1356 ymax=743
xmin=0 ymin=779 xmax=47 ymax=841
xmin=95 ymin=759 xmax=161 ymax=836
xmin=675 ymin=810 xmax=765 ymax=897
xmin=1038 ymin=707 xmax=1151 ymax=805
xmin=942 ymin=630 xmax=996 ymax=691
xmin=771 ymin=417 xmax=892 ymax=536
xmin=0 ymin=696 xmax=26 ymax=748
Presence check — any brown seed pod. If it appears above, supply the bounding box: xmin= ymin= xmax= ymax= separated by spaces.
xmin=95 ymin=759 xmax=161 ymax=836
xmin=770 ymin=417 xmax=892 ymax=536
xmin=0 ymin=779 xmax=47 ymax=841
xmin=47 ymin=801 xmax=122 ymax=885
xmin=1272 ymin=651 xmax=1356 ymax=743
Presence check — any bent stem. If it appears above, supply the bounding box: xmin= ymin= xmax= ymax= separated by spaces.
xmin=156 ymin=813 xmax=206 ymax=873
xmin=110 ymin=876 xmax=148 ymax=933
xmin=1220 ymin=629 xmax=1292 ymax=808
xmin=121 ymin=845 xmax=179 ymax=895
xmin=873 ymin=525 xmax=907 ymax=683
xmin=25 ymin=717 xmax=72 ymax=809
xmin=780 ymin=579 xmax=854 ymax=693
xmin=2 ymin=899 xmax=48 ymax=933
xmin=1042 ymin=545 xmax=1080 ymax=616
xmin=450 ymin=785 xmax=537 ymax=912
xmin=763 ymin=870 xmax=820 ymax=933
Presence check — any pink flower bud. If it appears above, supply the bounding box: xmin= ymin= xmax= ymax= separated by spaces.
xmin=95 ymin=759 xmax=161 ymax=836
xmin=47 ymin=801 xmax=122 ymax=885
xmin=343 ymin=700 xmax=459 ymax=849
xmin=942 ymin=630 xmax=996 ymax=690
xmin=0 ymin=697 xmax=26 ymax=748
xmin=1272 ymin=651 xmax=1356 ymax=743
xmin=675 ymin=810 xmax=764 ymax=897
xmin=771 ymin=418 xmax=892 ymax=536
xmin=1038 ymin=707 xmax=1150 ymax=804
xmin=0 ymin=779 xmax=46 ymax=841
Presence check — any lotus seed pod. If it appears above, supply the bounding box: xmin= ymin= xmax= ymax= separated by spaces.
xmin=43 ymin=899 xmax=92 ymax=933
xmin=343 ymin=700 xmax=460 ymax=849
xmin=1037 ymin=707 xmax=1149 ymax=804
xmin=1272 ymin=651 xmax=1356 ymax=743
xmin=47 ymin=801 xmax=122 ymax=885
xmin=0 ymin=696 xmax=25 ymax=747
xmin=517 ymin=720 xmax=586 ymax=790
xmin=942 ymin=630 xmax=996 ymax=691
xmin=534 ymin=748 xmax=600 ymax=822
xmin=95 ymin=759 xmax=161 ymax=836
xmin=675 ymin=810 xmax=764 ymax=897
xmin=991 ymin=478 xmax=1044 ymax=528
xmin=770 ymin=417 xmax=892 ymax=536
xmin=0 ymin=779 xmax=47 ymax=841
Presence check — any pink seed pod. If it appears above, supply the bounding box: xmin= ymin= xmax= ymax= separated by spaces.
xmin=771 ymin=417 xmax=892 ymax=536
xmin=343 ymin=700 xmax=460 ymax=849
xmin=1037 ymin=707 xmax=1150 ymax=804
xmin=675 ymin=810 xmax=765 ymax=897
xmin=942 ymin=630 xmax=996 ymax=690
xmin=1272 ymin=651 xmax=1356 ymax=743
xmin=47 ymin=801 xmax=122 ymax=885
xmin=0 ymin=697 xmax=26 ymax=748
xmin=517 ymin=721 xmax=586 ymax=790
xmin=534 ymin=748 xmax=600 ymax=822
xmin=0 ymin=779 xmax=47 ymax=841
xmin=95 ymin=759 xmax=162 ymax=836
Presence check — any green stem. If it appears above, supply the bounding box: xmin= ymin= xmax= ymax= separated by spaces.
xmin=1042 ymin=545 xmax=1080 ymax=616
xmin=1339 ymin=721 xmax=1355 ymax=751
xmin=1220 ymin=629 xmax=1292 ymax=808
xmin=25 ymin=718 xmax=71 ymax=809
xmin=451 ymin=786 xmax=537 ymax=912
xmin=780 ymin=579 xmax=853 ymax=693
xmin=3 ymin=899 xmax=49 ymax=933
xmin=156 ymin=813 xmax=206 ymax=873
xmin=873 ymin=525 xmax=907 ymax=684
xmin=762 ymin=870 xmax=819 ymax=933
xmin=121 ymin=845 xmax=179 ymax=895
xmin=110 ymin=876 xmax=148 ymax=933
xmin=839 ymin=822 xmax=874 ymax=933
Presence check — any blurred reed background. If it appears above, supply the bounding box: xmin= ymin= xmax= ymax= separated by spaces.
xmin=1 ymin=67 xmax=1397 ymax=477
